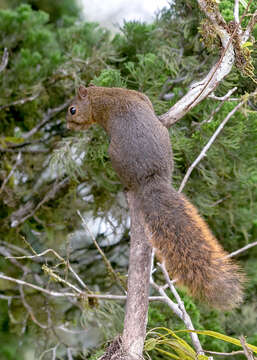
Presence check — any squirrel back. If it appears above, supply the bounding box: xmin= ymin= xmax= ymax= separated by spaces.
xmin=67 ymin=85 xmax=244 ymax=309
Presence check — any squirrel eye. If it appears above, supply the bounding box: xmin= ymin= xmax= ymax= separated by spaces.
xmin=70 ymin=106 xmax=76 ymax=115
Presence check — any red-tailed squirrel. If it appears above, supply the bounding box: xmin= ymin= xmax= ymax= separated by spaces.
xmin=67 ymin=85 xmax=244 ymax=309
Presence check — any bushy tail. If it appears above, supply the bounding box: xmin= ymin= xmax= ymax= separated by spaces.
xmin=137 ymin=178 xmax=244 ymax=309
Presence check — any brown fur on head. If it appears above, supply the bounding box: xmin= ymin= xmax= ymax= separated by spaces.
xmin=67 ymin=85 xmax=94 ymax=130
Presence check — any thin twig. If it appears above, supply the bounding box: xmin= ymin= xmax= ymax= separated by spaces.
xmin=39 ymin=344 xmax=60 ymax=360
xmin=0 ymin=152 xmax=22 ymax=194
xmin=0 ymin=93 xmax=40 ymax=110
xmin=0 ymin=273 xmax=77 ymax=297
xmin=204 ymin=349 xmax=244 ymax=357
xmin=0 ymin=272 xmax=161 ymax=302
xmin=77 ymin=210 xmax=126 ymax=292
xmin=240 ymin=336 xmax=255 ymax=360
xmin=6 ymin=247 xmax=91 ymax=292
xmin=195 ymin=87 xmax=238 ymax=128
xmin=42 ymin=265 xmax=82 ymax=294
xmin=242 ymin=10 xmax=257 ymax=43
xmin=21 ymin=99 xmax=72 ymax=140
xmin=11 ymin=177 xmax=70 ymax=227
xmin=179 ymin=99 xmax=245 ymax=193
xmin=158 ymin=262 xmax=204 ymax=355
xmin=19 ymin=282 xmax=47 ymax=329
xmin=0 ymin=48 xmax=8 ymax=73
xmin=226 ymin=241 xmax=257 ymax=259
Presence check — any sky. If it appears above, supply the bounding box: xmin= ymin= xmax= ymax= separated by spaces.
xmin=79 ymin=0 xmax=170 ymax=29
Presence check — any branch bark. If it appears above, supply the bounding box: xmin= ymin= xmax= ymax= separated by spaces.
xmin=158 ymin=0 xmax=254 ymax=127
xmin=122 ymin=191 xmax=152 ymax=360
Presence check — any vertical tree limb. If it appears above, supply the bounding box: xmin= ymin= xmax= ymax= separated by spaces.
xmin=122 ymin=191 xmax=152 ymax=360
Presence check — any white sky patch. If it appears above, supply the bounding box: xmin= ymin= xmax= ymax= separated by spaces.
xmin=79 ymin=0 xmax=170 ymax=29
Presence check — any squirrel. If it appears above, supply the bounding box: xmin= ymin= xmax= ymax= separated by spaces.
xmin=67 ymin=85 xmax=244 ymax=310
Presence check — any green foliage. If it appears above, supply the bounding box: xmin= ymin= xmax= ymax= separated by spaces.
xmin=92 ymin=69 xmax=126 ymax=88
xmin=1 ymin=0 xmax=80 ymax=23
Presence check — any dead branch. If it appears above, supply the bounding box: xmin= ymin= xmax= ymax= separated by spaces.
xmin=0 ymin=152 xmax=22 ymax=195
xmin=21 ymin=99 xmax=72 ymax=140
xmin=194 ymin=87 xmax=238 ymax=128
xmin=178 ymin=99 xmax=245 ymax=193
xmin=10 ymin=177 xmax=70 ymax=227
xmin=240 ymin=336 xmax=255 ymax=360
xmin=158 ymin=262 xmax=204 ymax=354
xmin=242 ymin=10 xmax=257 ymax=43
xmin=77 ymin=210 xmax=126 ymax=292
xmin=203 ymin=349 xmax=244 ymax=357
xmin=0 ymin=48 xmax=8 ymax=73
xmin=0 ymin=92 xmax=40 ymax=110
xmin=19 ymin=282 xmax=48 ymax=329
xmin=226 ymin=241 xmax=257 ymax=259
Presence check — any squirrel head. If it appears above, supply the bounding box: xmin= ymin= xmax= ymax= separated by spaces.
xmin=67 ymin=85 xmax=94 ymax=130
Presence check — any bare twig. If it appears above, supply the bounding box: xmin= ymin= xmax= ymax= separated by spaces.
xmin=42 ymin=265 xmax=82 ymax=294
xmin=240 ymin=336 xmax=255 ymax=360
xmin=178 ymin=99 xmax=245 ymax=193
xmin=19 ymin=282 xmax=47 ymax=329
xmin=0 ymin=272 xmax=77 ymax=297
xmin=204 ymin=349 xmax=244 ymax=357
xmin=195 ymin=87 xmax=238 ymax=128
xmin=0 ymin=48 xmax=8 ymax=73
xmin=0 ymin=93 xmax=40 ymax=110
xmin=208 ymin=94 xmax=239 ymax=101
xmin=242 ymin=10 xmax=257 ymax=43
xmin=39 ymin=344 xmax=60 ymax=360
xmin=67 ymin=348 xmax=73 ymax=360
xmin=21 ymin=99 xmax=72 ymax=140
xmin=226 ymin=241 xmax=257 ymax=259
xmin=77 ymin=210 xmax=126 ymax=292
xmin=10 ymin=177 xmax=70 ymax=227
xmin=158 ymin=262 xmax=204 ymax=355
xmin=0 ymin=147 xmax=48 ymax=153
xmin=0 ymin=152 xmax=22 ymax=194
xmin=0 ymin=271 xmax=161 ymax=302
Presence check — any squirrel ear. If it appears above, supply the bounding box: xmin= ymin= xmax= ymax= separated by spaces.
xmin=78 ymin=85 xmax=88 ymax=99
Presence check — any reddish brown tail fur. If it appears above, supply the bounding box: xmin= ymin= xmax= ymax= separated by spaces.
xmin=138 ymin=177 xmax=244 ymax=309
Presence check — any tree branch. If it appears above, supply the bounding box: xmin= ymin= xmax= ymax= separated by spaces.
xmin=21 ymin=99 xmax=72 ymax=140
xmin=158 ymin=0 xmax=253 ymax=127
xmin=0 ymin=92 xmax=40 ymax=110
xmin=122 ymin=191 xmax=153 ymax=360
xmin=194 ymin=87 xmax=238 ymax=128
xmin=178 ymin=99 xmax=245 ymax=193
xmin=242 ymin=10 xmax=257 ymax=43
xmin=0 ymin=48 xmax=8 ymax=73
xmin=0 ymin=152 xmax=22 ymax=195
xmin=226 ymin=241 xmax=257 ymax=259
